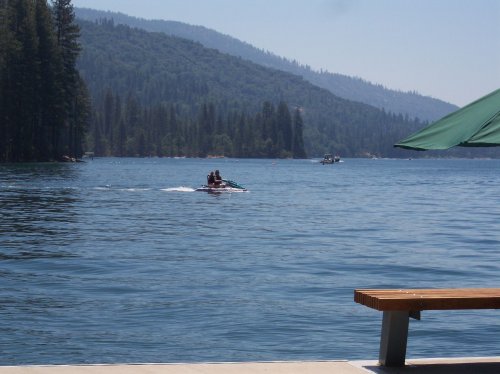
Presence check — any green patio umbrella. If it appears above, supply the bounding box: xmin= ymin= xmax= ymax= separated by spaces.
xmin=395 ymin=88 xmax=500 ymax=150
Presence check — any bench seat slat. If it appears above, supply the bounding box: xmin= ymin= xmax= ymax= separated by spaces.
xmin=355 ymin=288 xmax=500 ymax=311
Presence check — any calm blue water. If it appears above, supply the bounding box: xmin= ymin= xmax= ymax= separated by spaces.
xmin=1 ymin=158 xmax=499 ymax=365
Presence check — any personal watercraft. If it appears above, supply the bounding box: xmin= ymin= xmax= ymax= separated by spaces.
xmin=195 ymin=179 xmax=247 ymax=193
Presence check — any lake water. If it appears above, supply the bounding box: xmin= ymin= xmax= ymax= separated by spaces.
xmin=1 ymin=157 xmax=499 ymax=365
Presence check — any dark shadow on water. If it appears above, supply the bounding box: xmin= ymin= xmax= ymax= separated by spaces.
xmin=0 ymin=162 xmax=82 ymax=260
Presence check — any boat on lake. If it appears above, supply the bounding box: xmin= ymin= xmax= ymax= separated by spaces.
xmin=320 ymin=154 xmax=340 ymax=164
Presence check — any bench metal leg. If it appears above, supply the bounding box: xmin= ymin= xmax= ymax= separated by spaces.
xmin=379 ymin=311 xmax=410 ymax=366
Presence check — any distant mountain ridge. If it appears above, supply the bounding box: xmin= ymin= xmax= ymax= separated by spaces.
xmin=75 ymin=7 xmax=458 ymax=122
xmin=76 ymin=18 xmax=432 ymax=158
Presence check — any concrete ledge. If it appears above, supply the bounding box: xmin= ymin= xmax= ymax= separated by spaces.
xmin=0 ymin=361 xmax=364 ymax=374
xmin=353 ymin=356 xmax=500 ymax=373
xmin=1 ymin=357 xmax=499 ymax=374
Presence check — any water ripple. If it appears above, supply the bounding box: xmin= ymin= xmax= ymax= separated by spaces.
xmin=1 ymin=158 xmax=499 ymax=365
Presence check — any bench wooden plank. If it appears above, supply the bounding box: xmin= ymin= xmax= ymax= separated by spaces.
xmin=354 ymin=288 xmax=500 ymax=367
xmin=355 ymin=288 xmax=500 ymax=311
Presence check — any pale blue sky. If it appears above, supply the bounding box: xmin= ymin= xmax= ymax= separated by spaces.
xmin=72 ymin=0 xmax=500 ymax=106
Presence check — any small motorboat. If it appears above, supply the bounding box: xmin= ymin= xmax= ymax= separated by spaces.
xmin=320 ymin=154 xmax=340 ymax=164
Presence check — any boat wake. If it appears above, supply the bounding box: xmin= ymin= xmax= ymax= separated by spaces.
xmin=161 ymin=186 xmax=196 ymax=192
xmin=93 ymin=186 xmax=151 ymax=192
xmin=92 ymin=185 xmax=248 ymax=193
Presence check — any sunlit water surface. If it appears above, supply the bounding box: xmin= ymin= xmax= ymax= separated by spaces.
xmin=1 ymin=158 xmax=499 ymax=364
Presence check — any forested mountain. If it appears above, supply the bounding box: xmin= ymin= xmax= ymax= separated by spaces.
xmin=2 ymin=2 xmax=496 ymax=162
xmin=75 ymin=7 xmax=458 ymax=122
xmin=77 ymin=18 xmax=429 ymax=158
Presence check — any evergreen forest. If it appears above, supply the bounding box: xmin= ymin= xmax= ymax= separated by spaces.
xmin=90 ymin=91 xmax=307 ymax=158
xmin=75 ymin=7 xmax=459 ymax=123
xmin=0 ymin=0 xmax=89 ymax=162
xmin=77 ymin=19 xmax=428 ymax=159
xmin=3 ymin=3 xmax=499 ymax=161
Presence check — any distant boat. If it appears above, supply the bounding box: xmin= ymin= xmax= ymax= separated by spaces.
xmin=320 ymin=154 xmax=340 ymax=164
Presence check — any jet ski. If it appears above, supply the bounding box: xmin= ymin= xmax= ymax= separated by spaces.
xmin=196 ymin=179 xmax=247 ymax=193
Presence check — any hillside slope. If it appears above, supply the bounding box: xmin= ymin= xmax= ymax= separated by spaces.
xmin=75 ymin=7 xmax=458 ymax=122
xmin=77 ymin=19 xmax=424 ymax=158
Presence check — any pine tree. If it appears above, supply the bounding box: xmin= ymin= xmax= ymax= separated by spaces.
xmin=277 ymin=101 xmax=293 ymax=153
xmin=5 ymin=0 xmax=39 ymax=161
xmin=52 ymin=0 xmax=86 ymax=158
xmin=0 ymin=0 xmax=88 ymax=162
xmin=72 ymin=75 xmax=90 ymax=156
xmin=0 ymin=1 xmax=9 ymax=74
xmin=0 ymin=0 xmax=11 ymax=160
xmin=261 ymin=101 xmax=274 ymax=141
xmin=35 ymin=0 xmax=64 ymax=160
xmin=52 ymin=0 xmax=80 ymax=90
xmin=292 ymin=108 xmax=307 ymax=158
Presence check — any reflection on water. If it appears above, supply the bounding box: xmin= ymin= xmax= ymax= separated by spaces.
xmin=0 ymin=163 xmax=80 ymax=260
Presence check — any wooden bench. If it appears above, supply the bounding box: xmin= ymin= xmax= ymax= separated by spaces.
xmin=354 ymin=288 xmax=500 ymax=367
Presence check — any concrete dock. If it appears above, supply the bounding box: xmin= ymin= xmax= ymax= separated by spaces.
xmin=1 ymin=357 xmax=500 ymax=374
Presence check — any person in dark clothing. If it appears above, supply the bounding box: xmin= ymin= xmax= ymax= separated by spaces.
xmin=214 ymin=170 xmax=223 ymax=187
xmin=207 ymin=171 xmax=216 ymax=187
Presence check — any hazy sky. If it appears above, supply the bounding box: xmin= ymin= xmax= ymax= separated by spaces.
xmin=72 ymin=0 xmax=500 ymax=107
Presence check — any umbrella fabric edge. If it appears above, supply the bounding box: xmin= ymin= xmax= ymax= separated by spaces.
xmin=394 ymin=89 xmax=500 ymax=150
